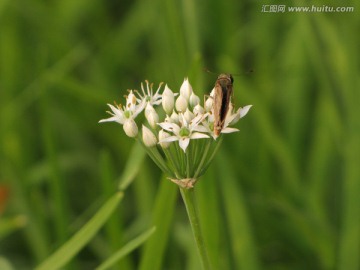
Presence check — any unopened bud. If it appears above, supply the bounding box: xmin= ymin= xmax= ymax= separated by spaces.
xmin=142 ymin=125 xmax=157 ymax=147
xmin=123 ymin=119 xmax=138 ymax=137
xmin=162 ymin=85 xmax=175 ymax=115
xmin=189 ymin=92 xmax=200 ymax=108
xmin=180 ymin=78 xmax=193 ymax=101
xmin=145 ymin=103 xmax=159 ymax=129
xmin=175 ymin=95 xmax=188 ymax=112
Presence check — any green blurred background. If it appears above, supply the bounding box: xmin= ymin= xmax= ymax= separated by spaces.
xmin=1 ymin=0 xmax=359 ymax=269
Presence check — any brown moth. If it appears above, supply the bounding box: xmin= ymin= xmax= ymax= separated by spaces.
xmin=213 ymin=73 xmax=233 ymax=137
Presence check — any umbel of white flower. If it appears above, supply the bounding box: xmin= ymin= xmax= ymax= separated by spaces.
xmin=99 ymin=78 xmax=252 ymax=188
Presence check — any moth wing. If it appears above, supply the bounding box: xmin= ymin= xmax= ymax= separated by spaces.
xmin=213 ymin=82 xmax=224 ymax=136
xmin=213 ymin=82 xmax=223 ymax=125
xmin=220 ymin=83 xmax=232 ymax=122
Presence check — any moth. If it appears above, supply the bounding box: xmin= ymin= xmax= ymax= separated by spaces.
xmin=213 ymin=73 xmax=234 ymax=137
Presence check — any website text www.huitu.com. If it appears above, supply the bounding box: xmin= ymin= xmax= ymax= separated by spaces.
xmin=261 ymin=5 xmax=354 ymax=13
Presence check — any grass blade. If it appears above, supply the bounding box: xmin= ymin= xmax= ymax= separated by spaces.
xmin=35 ymin=192 xmax=123 ymax=270
xmin=96 ymin=227 xmax=156 ymax=270
xmin=139 ymin=177 xmax=178 ymax=270
xmin=216 ymin=150 xmax=260 ymax=270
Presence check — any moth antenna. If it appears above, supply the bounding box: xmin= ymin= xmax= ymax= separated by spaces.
xmin=203 ymin=67 xmax=220 ymax=75
xmin=231 ymin=69 xmax=255 ymax=77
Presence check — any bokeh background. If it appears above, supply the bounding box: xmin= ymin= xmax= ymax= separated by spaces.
xmin=1 ymin=0 xmax=359 ymax=269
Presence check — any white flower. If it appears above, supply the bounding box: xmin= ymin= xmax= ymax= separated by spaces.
xmin=159 ymin=130 xmax=171 ymax=148
xmin=180 ymin=78 xmax=193 ymax=101
xmin=175 ymin=95 xmax=188 ymax=112
xmin=158 ymin=114 xmax=209 ymax=152
xmin=162 ymin=85 xmax=176 ymax=115
xmin=100 ymin=77 xmax=253 ymax=188
xmin=124 ymin=119 xmax=138 ymax=137
xmin=99 ymin=90 xmax=144 ymax=137
xmin=99 ymin=90 xmax=143 ymax=125
xmin=142 ymin=125 xmax=157 ymax=147
xmin=145 ymin=103 xmax=159 ymax=129
xmin=126 ymin=91 xmax=140 ymax=112
xmin=137 ymin=80 xmax=163 ymax=106
xmin=99 ymin=103 xmax=126 ymax=124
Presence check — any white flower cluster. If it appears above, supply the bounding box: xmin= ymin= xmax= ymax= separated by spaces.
xmin=100 ymin=78 xmax=252 ymax=153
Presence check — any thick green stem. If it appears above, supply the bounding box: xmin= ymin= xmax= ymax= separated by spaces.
xmin=180 ymin=188 xmax=211 ymax=270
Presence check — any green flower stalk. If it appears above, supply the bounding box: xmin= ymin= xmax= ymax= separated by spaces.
xmin=99 ymin=77 xmax=252 ymax=269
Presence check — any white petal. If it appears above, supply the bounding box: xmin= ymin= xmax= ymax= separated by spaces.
xmin=190 ymin=113 xmax=205 ymax=126
xmin=159 ymin=130 xmax=172 ymax=148
xmin=133 ymin=100 xmax=146 ymax=118
xmin=99 ymin=116 xmax=120 ymax=123
xmin=159 ymin=136 xmax=179 ymax=143
xmin=225 ymin=113 xmax=239 ymax=126
xmin=158 ymin=122 xmax=176 ymax=130
xmin=239 ymin=105 xmax=252 ymax=118
xmin=179 ymin=137 xmax=190 ymax=152
xmin=107 ymin=104 xmax=121 ymax=114
xmin=190 ymin=132 xmax=210 ymax=139
xmin=192 ymin=125 xmax=208 ymax=133
xmin=158 ymin=122 xmax=180 ymax=134
xmin=209 ymin=88 xmax=215 ymax=97
xmin=179 ymin=113 xmax=188 ymax=127
xmin=221 ymin=127 xmax=239 ymax=134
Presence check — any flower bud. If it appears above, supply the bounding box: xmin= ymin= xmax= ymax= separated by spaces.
xmin=180 ymin=78 xmax=193 ymax=101
xmin=159 ymin=130 xmax=171 ymax=149
xmin=123 ymin=119 xmax=138 ymax=137
xmin=170 ymin=111 xmax=179 ymax=123
xmin=175 ymin=95 xmax=188 ymax=112
xmin=147 ymin=110 xmax=159 ymax=129
xmin=162 ymin=85 xmax=175 ymax=115
xmin=145 ymin=103 xmax=159 ymax=129
xmin=193 ymin=104 xmax=204 ymax=115
xmin=189 ymin=92 xmax=200 ymax=108
xmin=184 ymin=108 xmax=194 ymax=123
xmin=142 ymin=125 xmax=157 ymax=147
xmin=205 ymin=96 xmax=213 ymax=112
